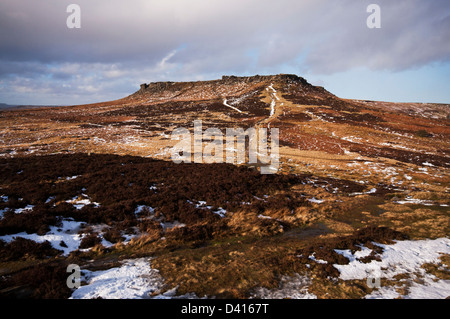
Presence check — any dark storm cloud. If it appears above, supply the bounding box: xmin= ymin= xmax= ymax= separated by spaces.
xmin=0 ymin=0 xmax=449 ymax=104
xmin=1 ymin=0 xmax=448 ymax=70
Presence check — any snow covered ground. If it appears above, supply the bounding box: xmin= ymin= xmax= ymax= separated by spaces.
xmin=223 ymin=98 xmax=244 ymax=113
xmin=308 ymin=197 xmax=324 ymax=204
xmin=250 ymin=273 xmax=316 ymax=299
xmin=66 ymin=194 xmax=100 ymax=210
xmin=70 ymin=258 xmax=199 ymax=299
xmin=267 ymin=84 xmax=278 ymax=117
xmin=1 ymin=199 xmax=448 ymax=299
xmin=71 ymin=258 xmax=165 ymax=299
xmin=0 ymin=217 xmax=134 ymax=255
xmin=334 ymin=237 xmax=450 ymax=299
xmin=195 ymin=200 xmax=227 ymax=218
xmin=69 ymin=238 xmax=450 ymax=299
xmin=393 ymin=196 xmax=448 ymax=207
xmin=251 ymin=237 xmax=449 ymax=299
xmin=0 ymin=204 xmax=35 ymax=218
xmin=0 ymin=219 xmax=84 ymax=255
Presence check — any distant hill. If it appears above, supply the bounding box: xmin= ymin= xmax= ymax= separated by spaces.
xmin=0 ymin=103 xmax=59 ymax=110
xmin=0 ymin=103 xmax=18 ymax=110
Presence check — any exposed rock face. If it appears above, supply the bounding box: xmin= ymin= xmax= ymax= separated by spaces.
xmin=129 ymin=73 xmax=450 ymax=120
xmin=138 ymin=81 xmax=176 ymax=94
xmin=220 ymin=74 xmax=306 ymax=84
xmin=135 ymin=74 xmax=312 ymax=96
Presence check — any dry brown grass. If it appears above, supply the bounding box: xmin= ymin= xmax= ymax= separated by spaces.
xmin=0 ymin=74 xmax=448 ymax=299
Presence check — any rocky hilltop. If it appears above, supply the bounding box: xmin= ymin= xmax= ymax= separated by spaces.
xmin=136 ymin=74 xmax=310 ymax=94
xmin=1 ymin=73 xmax=449 ymax=165
xmin=125 ymin=74 xmax=344 ymax=117
xmin=128 ymin=74 xmax=449 ymax=119
xmin=0 ymin=73 xmax=449 ymax=299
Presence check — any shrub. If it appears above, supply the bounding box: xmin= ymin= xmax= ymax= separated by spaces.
xmin=79 ymin=233 xmax=102 ymax=249
xmin=0 ymin=262 xmax=73 ymax=298
xmin=415 ymin=129 xmax=432 ymax=138
xmin=0 ymin=237 xmax=61 ymax=262
xmin=0 ymin=209 xmax=59 ymax=236
xmin=102 ymin=228 xmax=125 ymax=244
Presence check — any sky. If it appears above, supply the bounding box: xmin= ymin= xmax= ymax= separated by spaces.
xmin=0 ymin=0 xmax=449 ymax=106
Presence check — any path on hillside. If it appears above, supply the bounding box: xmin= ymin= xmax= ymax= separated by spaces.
xmin=258 ymin=83 xmax=284 ymax=129
xmin=222 ymin=98 xmax=245 ymax=113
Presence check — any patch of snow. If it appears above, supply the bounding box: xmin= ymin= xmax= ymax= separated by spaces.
xmin=308 ymin=197 xmax=324 ymax=204
xmin=308 ymin=253 xmax=328 ymax=264
xmin=334 ymin=245 xmax=373 ymax=264
xmin=223 ymin=98 xmax=244 ymax=113
xmin=160 ymin=220 xmax=186 ymax=230
xmin=159 ymin=132 xmax=171 ymax=139
xmin=250 ymin=273 xmax=316 ymax=299
xmin=418 ymin=167 xmax=428 ymax=174
xmin=379 ymin=143 xmax=418 ymax=152
xmin=134 ymin=205 xmax=155 ymax=215
xmin=366 ymin=273 xmax=450 ymax=299
xmin=0 ymin=208 xmax=8 ymax=219
xmin=342 ymin=136 xmax=363 ymax=143
xmin=266 ymin=84 xmax=279 ymax=117
xmin=212 ymin=207 xmax=227 ymax=218
xmin=134 ymin=205 xmax=185 ymax=229
xmin=0 ymin=218 xmax=84 ymax=255
xmin=269 ymin=99 xmax=275 ymax=117
xmin=70 ymin=258 xmax=200 ymax=299
xmin=62 ymin=175 xmax=80 ymax=181
xmin=268 ymin=84 xmax=277 ymax=93
xmin=120 ymin=233 xmax=139 ymax=244
xmin=349 ymin=187 xmax=377 ymax=196
xmin=333 ymin=238 xmax=450 ymax=299
xmin=228 ymin=90 xmax=258 ymax=106
xmin=92 ymin=137 xmax=106 ymax=144
xmin=45 ymin=196 xmax=56 ymax=204
xmin=66 ymin=194 xmax=100 ymax=210
xmin=14 ymin=204 xmax=34 ymax=214
xmin=192 ymin=200 xmax=227 ymax=218
xmin=394 ymin=197 xmax=435 ymax=206
xmin=71 ymin=258 xmax=164 ymax=299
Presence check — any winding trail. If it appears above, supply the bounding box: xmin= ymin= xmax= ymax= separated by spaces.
xmin=223 ymin=98 xmax=244 ymax=113
xmin=268 ymin=84 xmax=277 ymax=116
xmin=259 ymin=83 xmax=283 ymax=127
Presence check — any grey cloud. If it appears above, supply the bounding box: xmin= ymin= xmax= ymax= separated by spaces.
xmin=2 ymin=0 xmax=448 ymax=71
xmin=304 ymin=0 xmax=450 ymax=73
xmin=0 ymin=61 xmax=47 ymax=78
xmin=0 ymin=0 xmax=449 ymax=104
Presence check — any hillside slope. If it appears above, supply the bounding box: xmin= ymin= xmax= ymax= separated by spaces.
xmin=0 ymin=74 xmax=448 ymax=299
